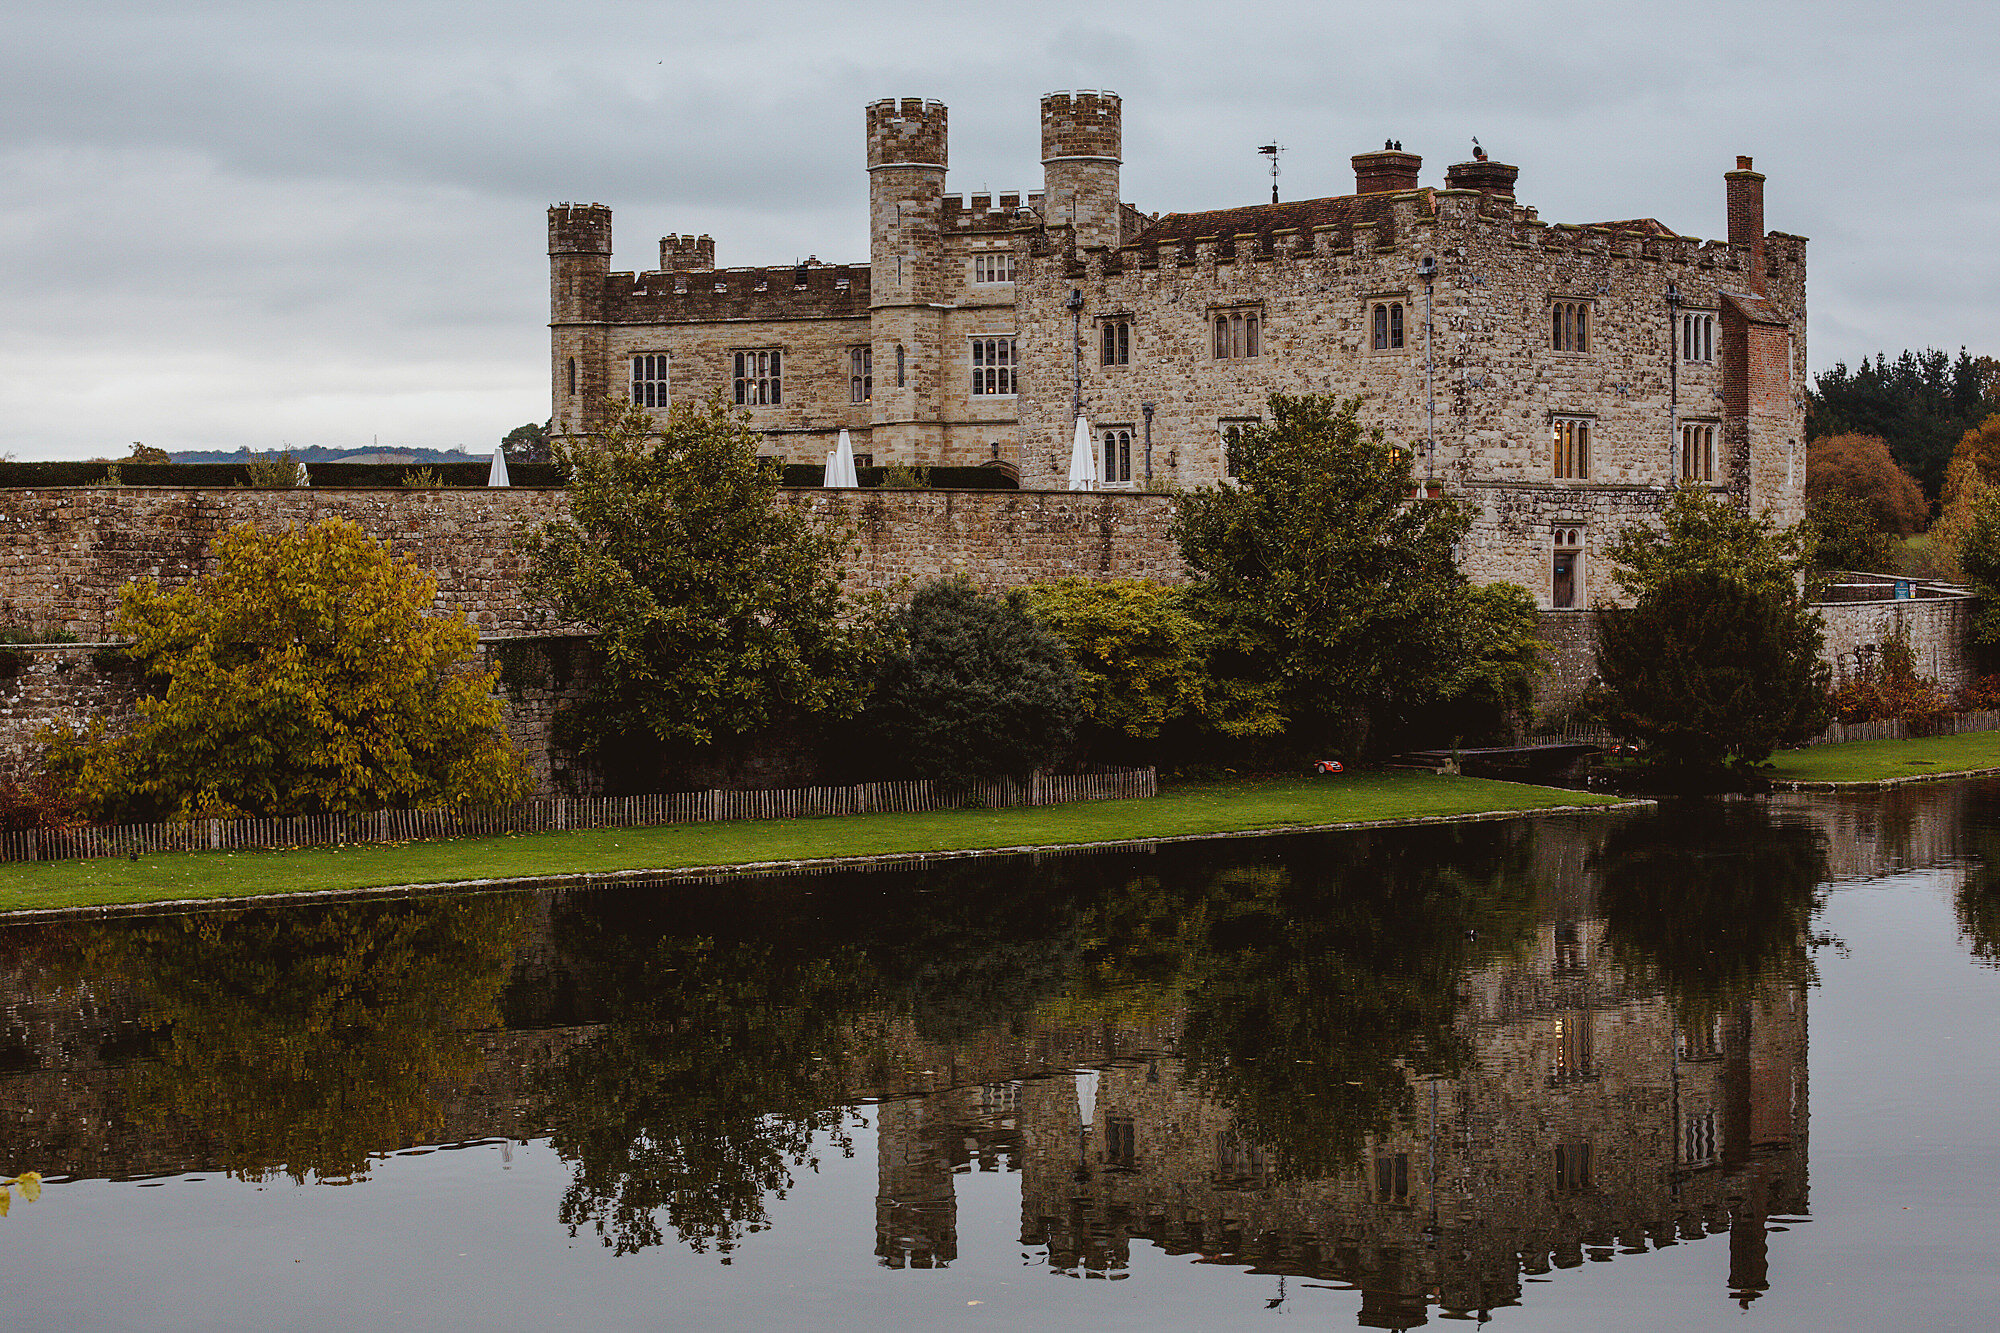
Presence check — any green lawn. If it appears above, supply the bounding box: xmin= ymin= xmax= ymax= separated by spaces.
xmin=0 ymin=772 xmax=1627 ymax=915
xmin=1761 ymin=729 xmax=2000 ymax=784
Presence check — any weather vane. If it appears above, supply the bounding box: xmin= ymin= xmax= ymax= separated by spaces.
xmin=1258 ymin=142 xmax=1284 ymax=204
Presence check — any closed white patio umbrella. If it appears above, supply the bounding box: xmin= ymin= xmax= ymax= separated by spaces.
xmin=833 ymin=427 xmax=859 ymax=488
xmin=1066 ymin=415 xmax=1097 ymax=491
xmin=487 ymin=447 xmax=511 ymax=487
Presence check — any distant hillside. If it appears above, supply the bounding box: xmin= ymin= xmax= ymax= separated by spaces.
xmin=168 ymin=446 xmax=482 ymax=465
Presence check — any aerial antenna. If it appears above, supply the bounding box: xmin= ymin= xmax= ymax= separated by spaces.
xmin=1258 ymin=142 xmax=1284 ymax=204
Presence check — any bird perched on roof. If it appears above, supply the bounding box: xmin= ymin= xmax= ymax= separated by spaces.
xmin=1473 ymin=137 xmax=1487 ymax=162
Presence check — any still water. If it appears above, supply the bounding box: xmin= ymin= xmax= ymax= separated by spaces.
xmin=4 ymin=783 xmax=2000 ymax=1330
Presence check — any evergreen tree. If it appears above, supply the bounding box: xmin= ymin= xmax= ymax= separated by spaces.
xmin=1596 ymin=489 xmax=1829 ymax=774
xmin=522 ymin=399 xmax=876 ymax=789
xmin=859 ymin=576 xmax=1081 ymax=786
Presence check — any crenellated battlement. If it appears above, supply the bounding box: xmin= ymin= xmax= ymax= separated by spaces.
xmin=548 ymin=203 xmax=612 ymax=254
xmin=598 ymin=261 xmax=871 ymax=321
xmin=1041 ymin=90 xmax=1121 ymax=162
xmin=941 ymin=192 xmax=1041 ymax=230
xmin=867 ymin=98 xmax=948 ymax=169
xmin=660 ymin=233 xmax=714 ymax=272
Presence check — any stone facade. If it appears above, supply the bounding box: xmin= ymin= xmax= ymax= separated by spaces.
xmin=0 ymin=486 xmax=1181 ymax=642
xmin=555 ymin=93 xmax=1806 ymax=613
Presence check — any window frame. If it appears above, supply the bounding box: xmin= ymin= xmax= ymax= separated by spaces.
xmin=1100 ymin=316 xmax=1132 ymax=367
xmin=1679 ymin=421 xmax=1717 ymax=482
xmin=731 ymin=348 xmax=781 ymax=407
xmin=1551 ymin=416 xmax=1592 ymax=480
xmin=1100 ymin=424 xmax=1134 ymax=486
xmin=848 ymin=345 xmax=872 ymax=405
xmin=1219 ymin=417 xmax=1259 ymax=483
xmin=630 ymin=353 xmax=670 ymax=408
xmin=971 ymin=251 xmax=1016 ymax=285
xmin=1210 ymin=306 xmax=1262 ymax=361
xmin=1550 ymin=299 xmax=1592 ymax=354
xmin=1370 ymin=299 xmax=1408 ymax=353
xmin=1551 ymin=525 xmax=1586 ymax=610
xmin=1680 ymin=310 xmax=1716 ymax=364
xmin=969 ymin=336 xmax=1018 ymax=397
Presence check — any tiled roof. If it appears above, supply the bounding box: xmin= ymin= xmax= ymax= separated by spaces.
xmin=1132 ymin=193 xmax=1405 ymax=248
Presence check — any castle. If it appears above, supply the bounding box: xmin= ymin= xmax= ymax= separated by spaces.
xmin=549 ymin=90 xmax=1807 ymax=611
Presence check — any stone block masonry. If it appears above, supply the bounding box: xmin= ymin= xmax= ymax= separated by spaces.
xmin=0 ymin=486 xmax=1185 ymax=643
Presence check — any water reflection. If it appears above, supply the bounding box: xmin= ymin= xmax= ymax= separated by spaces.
xmin=22 ymin=782 xmax=1999 ymax=1322
xmin=4 ymin=897 xmax=528 ymax=1184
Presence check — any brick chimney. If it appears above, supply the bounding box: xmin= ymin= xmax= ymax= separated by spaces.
xmin=1726 ymin=155 xmax=1766 ymax=293
xmin=1444 ymin=159 xmax=1519 ymax=198
xmin=1352 ymin=149 xmax=1422 ymax=194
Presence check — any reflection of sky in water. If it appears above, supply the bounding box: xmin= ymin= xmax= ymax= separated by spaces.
xmin=7 ymin=792 xmax=2000 ymax=1329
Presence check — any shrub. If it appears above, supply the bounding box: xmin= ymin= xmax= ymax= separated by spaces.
xmin=1832 ymin=635 xmax=1954 ymax=730
xmin=859 ymin=577 xmax=1081 ymax=786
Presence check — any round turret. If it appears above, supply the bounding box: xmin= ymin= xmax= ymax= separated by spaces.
xmin=867 ymin=98 xmax=948 ymax=170
xmin=1039 ymin=91 xmax=1123 ymax=250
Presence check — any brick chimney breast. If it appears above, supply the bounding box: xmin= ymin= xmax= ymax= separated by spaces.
xmin=1443 ymin=159 xmax=1519 ymax=198
xmin=1725 ymin=155 xmax=1767 ymax=294
xmin=1352 ymin=150 xmax=1422 ymax=194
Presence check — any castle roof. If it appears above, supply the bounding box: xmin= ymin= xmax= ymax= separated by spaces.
xmin=1584 ymin=218 xmax=1680 ymax=237
xmin=1132 ymin=194 xmax=1401 ymax=248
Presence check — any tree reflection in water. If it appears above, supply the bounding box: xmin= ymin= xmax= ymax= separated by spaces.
xmin=1595 ymin=801 xmax=1827 ymax=1024
xmin=58 ymin=896 xmax=530 ymax=1183
xmin=536 ymin=822 xmax=1547 ymax=1253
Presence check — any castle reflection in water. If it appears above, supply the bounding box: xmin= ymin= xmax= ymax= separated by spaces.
xmin=20 ymin=781 xmax=1979 ymax=1326
xmin=868 ymin=920 xmax=1803 ymax=1324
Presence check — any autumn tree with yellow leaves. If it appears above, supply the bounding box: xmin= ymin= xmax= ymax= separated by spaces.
xmin=47 ymin=518 xmax=526 ymax=821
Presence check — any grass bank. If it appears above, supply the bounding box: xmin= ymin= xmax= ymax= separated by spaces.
xmin=0 ymin=772 xmax=1629 ymax=916
xmin=1760 ymin=729 xmax=2000 ymax=786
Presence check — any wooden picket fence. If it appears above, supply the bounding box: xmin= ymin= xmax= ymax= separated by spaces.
xmin=0 ymin=767 xmax=1158 ymax=865
xmin=1535 ymin=708 xmax=2000 ymax=751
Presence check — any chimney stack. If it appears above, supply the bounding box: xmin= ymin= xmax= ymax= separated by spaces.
xmin=1726 ymin=155 xmax=1766 ymax=293
xmin=1444 ymin=159 xmax=1519 ymax=198
xmin=1352 ymin=149 xmax=1422 ymax=195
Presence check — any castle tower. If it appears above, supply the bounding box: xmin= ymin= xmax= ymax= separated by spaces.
xmin=867 ymin=98 xmax=950 ymax=465
xmin=1040 ymin=91 xmax=1122 ymax=251
xmin=548 ymin=203 xmax=613 ymax=439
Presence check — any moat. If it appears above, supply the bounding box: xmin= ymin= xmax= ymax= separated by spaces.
xmin=5 ymin=781 xmax=1999 ymax=1329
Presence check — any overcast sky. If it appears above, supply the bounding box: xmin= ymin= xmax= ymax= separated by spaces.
xmin=4 ymin=0 xmax=1996 ymax=460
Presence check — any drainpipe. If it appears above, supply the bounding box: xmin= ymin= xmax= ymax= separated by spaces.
xmin=1666 ymin=282 xmax=1683 ymax=482
xmin=1419 ymin=255 xmax=1437 ymax=484
xmin=1142 ymin=402 xmax=1155 ymax=482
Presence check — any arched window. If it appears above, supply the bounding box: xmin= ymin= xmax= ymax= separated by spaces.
xmin=1212 ymin=309 xmax=1261 ymax=359
xmin=1552 ymin=418 xmax=1590 ymax=479
xmin=1552 ymin=301 xmax=1590 ymax=353
xmin=1372 ymin=302 xmax=1405 ymax=351
xmin=1680 ymin=423 xmax=1716 ymax=481
xmin=1101 ymin=427 xmax=1133 ymax=484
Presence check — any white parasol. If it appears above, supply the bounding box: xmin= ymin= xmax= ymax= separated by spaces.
xmin=1066 ymin=415 xmax=1097 ymax=491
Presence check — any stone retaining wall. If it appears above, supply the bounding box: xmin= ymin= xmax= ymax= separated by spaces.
xmin=0 ymin=486 xmax=1183 ymax=642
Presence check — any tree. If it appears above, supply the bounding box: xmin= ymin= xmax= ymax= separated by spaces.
xmin=502 ymin=420 xmax=551 ymax=464
xmin=1807 ymin=349 xmax=1997 ymax=498
xmin=521 ymin=398 xmax=875 ymax=788
xmin=1805 ymin=432 xmax=1927 ymax=536
xmin=46 ymin=517 xmax=526 ymax=820
xmin=1170 ymin=393 xmax=1501 ymax=756
xmin=1954 ymin=486 xmax=2000 ymax=649
xmin=1805 ymin=490 xmax=1895 ymax=575
xmin=1020 ymin=578 xmax=1210 ymax=743
xmin=857 ymin=576 xmax=1081 ymax=786
xmin=125 ymin=442 xmax=170 ymax=464
xmin=1595 ymin=488 xmax=1830 ymax=774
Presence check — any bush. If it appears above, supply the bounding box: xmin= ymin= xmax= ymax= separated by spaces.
xmin=1832 ymin=635 xmax=1953 ymax=729
xmin=0 ymin=773 xmax=85 ymax=834
xmin=859 ymin=577 xmax=1082 ymax=786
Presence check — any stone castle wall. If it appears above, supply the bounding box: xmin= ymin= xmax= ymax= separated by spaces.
xmin=0 ymin=486 xmax=1183 ymax=642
